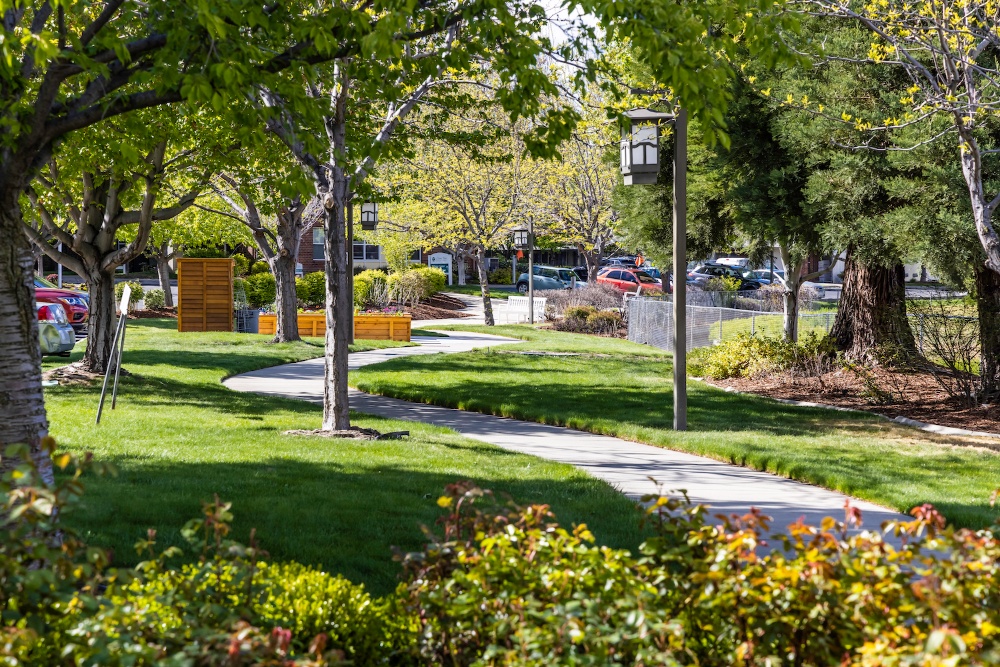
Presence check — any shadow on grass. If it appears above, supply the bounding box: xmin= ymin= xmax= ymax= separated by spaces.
xmin=61 ymin=454 xmax=647 ymax=596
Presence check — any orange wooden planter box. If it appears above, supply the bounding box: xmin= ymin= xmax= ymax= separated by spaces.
xmin=257 ymin=313 xmax=411 ymax=341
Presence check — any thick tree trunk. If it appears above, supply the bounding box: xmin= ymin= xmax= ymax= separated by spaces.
xmin=82 ymin=271 xmax=118 ymax=374
xmin=271 ymin=254 xmax=300 ymax=343
xmin=475 ymin=246 xmax=495 ymax=326
xmin=0 ymin=195 xmax=54 ymax=484
xmin=975 ymin=263 xmax=1000 ymax=398
xmin=830 ymin=246 xmax=915 ymax=364
xmin=322 ymin=187 xmax=352 ymax=431
xmin=580 ymin=247 xmax=601 ymax=283
xmin=155 ymin=245 xmax=174 ymax=308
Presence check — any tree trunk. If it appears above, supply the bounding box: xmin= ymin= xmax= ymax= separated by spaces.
xmin=0 ymin=195 xmax=54 ymax=484
xmin=271 ymin=254 xmax=300 ymax=343
xmin=155 ymin=243 xmax=174 ymax=308
xmin=322 ymin=186 xmax=352 ymax=431
xmin=975 ymin=263 xmax=1000 ymax=398
xmin=830 ymin=245 xmax=915 ymax=364
xmin=779 ymin=246 xmax=802 ymax=343
xmin=580 ymin=247 xmax=601 ymax=283
xmin=475 ymin=246 xmax=495 ymax=326
xmin=457 ymin=250 xmax=467 ymax=285
xmin=82 ymin=271 xmax=118 ymax=374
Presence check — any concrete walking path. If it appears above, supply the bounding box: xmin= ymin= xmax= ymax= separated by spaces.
xmin=223 ymin=330 xmax=906 ymax=531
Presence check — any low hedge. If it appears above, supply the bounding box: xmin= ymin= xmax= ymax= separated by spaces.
xmin=691 ymin=331 xmax=835 ymax=379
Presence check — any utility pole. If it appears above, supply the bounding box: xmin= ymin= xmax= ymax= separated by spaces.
xmin=672 ymin=109 xmax=687 ymax=431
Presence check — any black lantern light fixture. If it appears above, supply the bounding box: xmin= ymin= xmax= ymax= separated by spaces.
xmin=360 ymin=202 xmax=378 ymax=231
xmin=512 ymin=224 xmax=530 ymax=248
xmin=619 ymin=107 xmax=688 ymax=431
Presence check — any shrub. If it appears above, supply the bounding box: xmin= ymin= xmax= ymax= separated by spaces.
xmin=232 ymin=254 xmax=250 ymax=276
xmin=703 ymin=275 xmax=742 ymax=292
xmin=692 ymin=331 xmax=835 ymax=380
xmin=564 ymin=304 xmax=597 ymax=322
xmin=401 ymin=481 xmax=1000 ymax=666
xmin=0 ymin=443 xmax=415 ymax=665
xmin=354 ymin=269 xmax=389 ymax=308
xmin=114 ymin=280 xmax=144 ymax=310
xmin=410 ymin=266 xmax=447 ymax=297
xmin=487 ymin=267 xmax=511 ymax=285
xmin=143 ymin=288 xmax=166 ymax=310
xmin=184 ymin=247 xmax=225 ymax=258
xmin=387 ymin=270 xmax=424 ymax=307
xmin=554 ymin=306 xmax=622 ymax=336
xmin=250 ymin=260 xmax=270 ymax=275
xmin=544 ymin=284 xmax=622 ymax=319
xmin=296 ymin=271 xmax=326 ymax=308
xmin=586 ymin=309 xmax=622 ymax=335
xmin=244 ymin=271 xmax=277 ymax=309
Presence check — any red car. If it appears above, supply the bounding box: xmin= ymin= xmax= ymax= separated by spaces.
xmin=34 ymin=275 xmax=89 ymax=334
xmin=596 ymin=267 xmax=666 ymax=294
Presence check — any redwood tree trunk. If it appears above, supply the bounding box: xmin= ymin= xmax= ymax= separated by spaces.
xmin=475 ymin=246 xmax=495 ymax=326
xmin=82 ymin=271 xmax=118 ymax=374
xmin=0 ymin=195 xmax=54 ymax=484
xmin=155 ymin=246 xmax=174 ymax=308
xmin=271 ymin=254 xmax=300 ymax=343
xmin=322 ymin=185 xmax=352 ymax=431
xmin=830 ymin=246 xmax=915 ymax=363
xmin=975 ymin=262 xmax=1000 ymax=398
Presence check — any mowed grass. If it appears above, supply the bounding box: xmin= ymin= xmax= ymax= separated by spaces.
xmin=353 ymin=325 xmax=1000 ymax=530
xmin=43 ymin=320 xmax=645 ymax=595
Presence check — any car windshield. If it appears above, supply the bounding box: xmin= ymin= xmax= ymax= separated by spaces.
xmin=740 ymin=269 xmax=757 ymax=279
xmin=34 ymin=275 xmax=57 ymax=288
xmin=634 ymin=271 xmax=657 ymax=283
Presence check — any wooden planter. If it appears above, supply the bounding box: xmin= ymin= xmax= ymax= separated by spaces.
xmin=258 ymin=312 xmax=411 ymax=341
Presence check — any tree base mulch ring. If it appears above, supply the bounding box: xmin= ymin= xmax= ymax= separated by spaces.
xmin=43 ymin=362 xmax=131 ymax=386
xmin=709 ymin=366 xmax=1000 ymax=435
xmin=283 ymin=427 xmax=409 ymax=440
xmin=130 ymin=308 xmax=177 ymax=319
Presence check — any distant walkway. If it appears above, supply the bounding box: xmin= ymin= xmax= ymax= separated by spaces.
xmin=224 ymin=331 xmax=906 ymax=531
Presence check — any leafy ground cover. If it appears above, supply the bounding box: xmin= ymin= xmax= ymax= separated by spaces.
xmin=43 ymin=319 xmax=645 ymax=594
xmin=353 ymin=325 xmax=1000 ymax=529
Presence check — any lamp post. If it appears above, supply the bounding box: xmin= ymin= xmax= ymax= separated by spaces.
xmin=512 ymin=222 xmax=534 ymax=323
xmin=620 ymin=108 xmax=688 ymax=431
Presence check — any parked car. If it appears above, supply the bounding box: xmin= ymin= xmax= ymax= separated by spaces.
xmin=34 ymin=275 xmax=89 ymax=334
xmin=748 ymin=269 xmax=785 ymax=285
xmin=687 ymin=263 xmax=763 ymax=290
xmin=515 ymin=266 xmax=581 ymax=293
xmin=600 ymin=256 xmax=639 ymax=268
xmin=37 ymin=302 xmax=76 ymax=356
xmin=596 ymin=267 xmax=665 ymax=293
xmin=572 ymin=266 xmax=589 ymax=282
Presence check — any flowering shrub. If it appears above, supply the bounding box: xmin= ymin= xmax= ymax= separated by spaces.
xmin=401 ymin=481 xmax=1000 ymax=666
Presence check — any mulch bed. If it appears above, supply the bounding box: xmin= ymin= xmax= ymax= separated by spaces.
xmin=406 ymin=293 xmax=472 ymax=320
xmin=709 ymin=366 xmax=1000 ymax=434
xmin=283 ymin=427 xmax=409 ymax=440
xmin=131 ymin=308 xmax=177 ymax=319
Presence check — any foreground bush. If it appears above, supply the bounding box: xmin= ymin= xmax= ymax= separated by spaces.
xmin=355 ymin=269 xmax=389 ymax=308
xmin=243 ymin=272 xmax=277 ymax=309
xmin=544 ymin=283 xmax=623 ymax=319
xmin=143 ymin=288 xmax=166 ymax=310
xmin=297 ymin=270 xmax=326 ymax=308
xmin=115 ymin=280 xmax=144 ymax=310
xmin=0 ymin=442 xmax=416 ymax=665
xmin=553 ymin=305 xmax=623 ymax=335
xmin=401 ymin=482 xmax=1000 ymax=666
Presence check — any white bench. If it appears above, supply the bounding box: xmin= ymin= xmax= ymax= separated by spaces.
xmin=503 ymin=296 xmax=547 ymax=323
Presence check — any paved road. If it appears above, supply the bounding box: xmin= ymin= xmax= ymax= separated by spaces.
xmin=224 ymin=330 xmax=907 ymax=531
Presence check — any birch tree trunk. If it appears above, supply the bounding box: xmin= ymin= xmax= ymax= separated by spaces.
xmin=321 ymin=179 xmax=352 ymax=431
xmin=830 ymin=245 xmax=916 ymax=363
xmin=0 ymin=193 xmax=54 ymax=484
xmin=457 ymin=250 xmax=467 ymax=285
xmin=475 ymin=246 xmax=495 ymax=326
xmin=958 ymin=130 xmax=1000 ymax=274
xmin=779 ymin=246 xmax=802 ymax=343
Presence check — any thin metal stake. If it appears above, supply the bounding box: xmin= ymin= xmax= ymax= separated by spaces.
xmin=97 ymin=285 xmax=131 ymax=424
xmin=96 ymin=314 xmax=125 ymax=424
xmin=111 ymin=316 xmax=127 ymax=409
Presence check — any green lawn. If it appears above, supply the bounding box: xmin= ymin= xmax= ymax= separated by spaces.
xmin=353 ymin=325 xmax=1000 ymax=530
xmin=43 ymin=320 xmax=645 ymax=595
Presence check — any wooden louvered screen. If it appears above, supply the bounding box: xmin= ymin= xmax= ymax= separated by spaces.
xmin=176 ymin=258 xmax=234 ymax=332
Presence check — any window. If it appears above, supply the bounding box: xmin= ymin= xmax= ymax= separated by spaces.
xmin=606 ymin=270 xmax=623 ymax=280
xmin=312 ymin=228 xmax=324 ymax=261
xmin=409 ymin=248 xmax=421 ymax=261
xmin=621 ymin=272 xmax=637 ymax=283
xmin=353 ymin=242 xmax=380 ymax=261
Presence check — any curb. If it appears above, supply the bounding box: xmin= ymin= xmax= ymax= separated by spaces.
xmin=697 ymin=378 xmax=1000 ymax=440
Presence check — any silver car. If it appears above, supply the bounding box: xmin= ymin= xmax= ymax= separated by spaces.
xmin=37 ymin=302 xmax=76 ymax=356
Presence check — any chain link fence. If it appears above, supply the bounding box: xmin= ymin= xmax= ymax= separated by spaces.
xmin=626 ymin=298 xmax=835 ymax=351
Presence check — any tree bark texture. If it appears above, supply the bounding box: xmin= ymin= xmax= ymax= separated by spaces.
xmin=83 ymin=271 xmax=117 ymax=373
xmin=0 ymin=194 xmax=54 ymax=484
xmin=475 ymin=245 xmax=495 ymax=326
xmin=154 ymin=242 xmax=175 ymax=308
xmin=974 ymin=262 xmax=1000 ymax=397
xmin=779 ymin=246 xmax=802 ymax=343
xmin=830 ymin=246 xmax=916 ymax=363
xmin=322 ymin=183 xmax=352 ymax=431
xmin=272 ymin=254 xmax=299 ymax=343
xmin=579 ymin=246 xmax=602 ymax=283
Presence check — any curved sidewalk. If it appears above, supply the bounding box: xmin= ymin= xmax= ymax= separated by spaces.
xmin=223 ymin=331 xmax=906 ymax=530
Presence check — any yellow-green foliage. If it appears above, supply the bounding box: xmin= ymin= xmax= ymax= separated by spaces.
xmin=354 ymin=269 xmax=389 ymax=307
xmin=694 ymin=332 xmax=834 ymax=379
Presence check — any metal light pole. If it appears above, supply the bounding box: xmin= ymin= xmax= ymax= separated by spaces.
xmin=347 ymin=201 xmax=354 ymax=344
xmin=620 ymin=108 xmax=688 ymax=431
xmin=672 ymin=109 xmax=687 ymax=431
xmin=528 ymin=217 xmax=535 ymax=325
